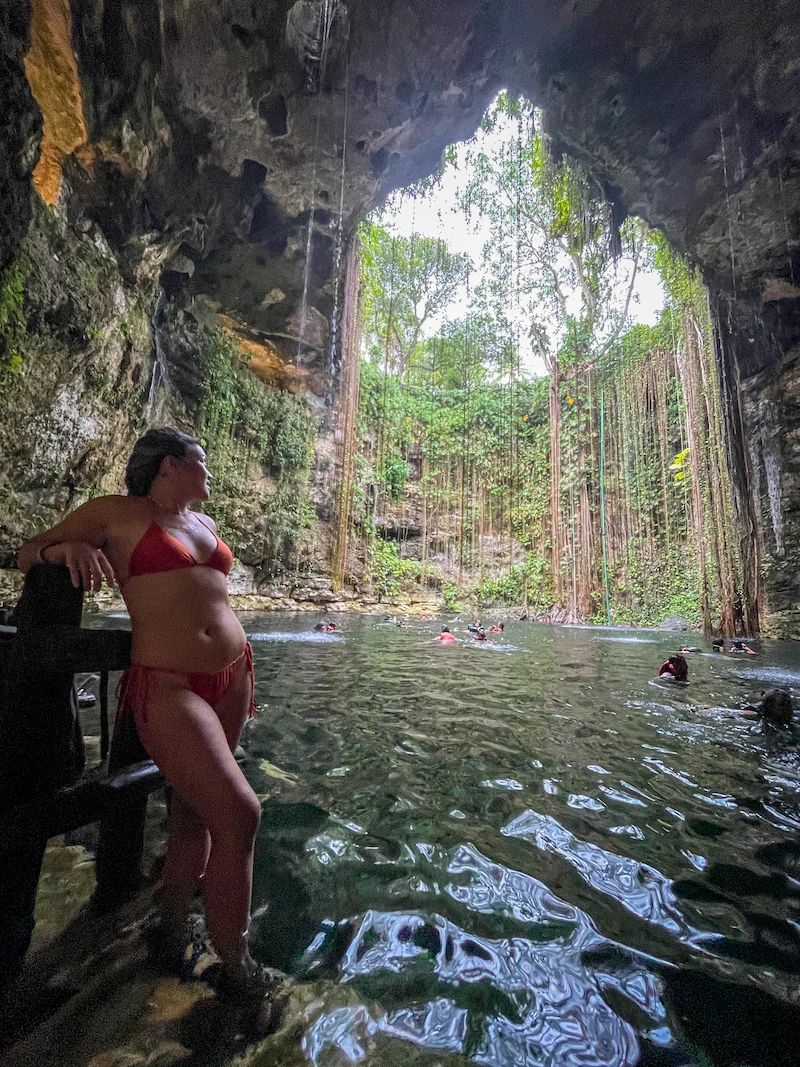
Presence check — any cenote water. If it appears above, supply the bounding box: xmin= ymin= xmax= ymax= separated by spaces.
xmin=95 ymin=613 xmax=800 ymax=1066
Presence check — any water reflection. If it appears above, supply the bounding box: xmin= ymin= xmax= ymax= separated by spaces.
xmin=250 ymin=630 xmax=345 ymax=643
xmin=502 ymin=811 xmax=687 ymax=936
xmin=85 ymin=613 xmax=800 ymax=1064
xmin=304 ymin=838 xmax=670 ymax=1065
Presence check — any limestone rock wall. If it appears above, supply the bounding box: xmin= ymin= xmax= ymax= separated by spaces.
xmin=741 ymin=347 xmax=800 ymax=638
xmin=0 ymin=198 xmax=154 ymax=563
xmin=0 ymin=0 xmax=800 ymax=628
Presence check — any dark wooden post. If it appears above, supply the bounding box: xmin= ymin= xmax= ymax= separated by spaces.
xmin=0 ymin=564 xmax=161 ymax=983
xmin=93 ymin=716 xmax=151 ymax=913
xmin=0 ymin=565 xmax=84 ymax=981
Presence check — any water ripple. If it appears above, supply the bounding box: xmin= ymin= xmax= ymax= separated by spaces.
xmin=502 ymin=810 xmax=687 ymax=936
xmin=88 ymin=610 xmax=800 ymax=1066
xmin=250 ymin=630 xmax=345 ymax=643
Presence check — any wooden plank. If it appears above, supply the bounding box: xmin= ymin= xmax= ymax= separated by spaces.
xmin=12 ymin=627 xmax=132 ymax=672
xmin=2 ymin=762 xmax=163 ymax=839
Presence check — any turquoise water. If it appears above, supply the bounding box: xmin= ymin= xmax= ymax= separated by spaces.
xmin=101 ymin=613 xmax=800 ymax=1065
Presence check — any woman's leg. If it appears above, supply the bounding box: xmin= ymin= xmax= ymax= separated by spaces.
xmin=136 ymin=669 xmax=261 ymax=964
xmin=159 ymin=657 xmax=253 ymax=925
xmin=205 ymin=654 xmax=257 ymax=960
xmin=158 ymin=795 xmax=210 ymax=925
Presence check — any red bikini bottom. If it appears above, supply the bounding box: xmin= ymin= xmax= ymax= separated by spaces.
xmin=116 ymin=642 xmax=257 ymax=727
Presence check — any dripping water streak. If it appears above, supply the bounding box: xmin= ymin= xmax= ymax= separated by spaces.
xmin=328 ymin=50 xmax=350 ymax=385
xmin=147 ymin=288 xmax=169 ymax=423
xmin=718 ymin=119 xmax=737 ymax=299
xmin=297 ymin=0 xmax=339 ymax=365
xmin=777 ymin=168 xmax=796 ymax=286
xmin=764 ymin=446 xmax=785 ymax=556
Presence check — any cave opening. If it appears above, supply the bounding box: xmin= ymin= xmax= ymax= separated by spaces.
xmin=2 ymin=3 xmax=800 ymax=1063
xmin=340 ymin=93 xmax=740 ymax=634
xmin=0 ymin=0 xmax=798 ymax=643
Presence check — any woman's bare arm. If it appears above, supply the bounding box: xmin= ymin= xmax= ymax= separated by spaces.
xmin=17 ymin=496 xmax=120 ymax=589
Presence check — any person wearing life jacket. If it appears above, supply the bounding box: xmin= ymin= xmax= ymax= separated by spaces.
xmin=489 ymin=623 xmax=504 ymax=634
xmin=438 ymin=626 xmax=456 ymax=643
xmin=18 ymin=427 xmax=265 ymax=996
xmin=658 ymin=654 xmax=688 ymax=682
xmin=474 ymin=627 xmax=488 ymax=642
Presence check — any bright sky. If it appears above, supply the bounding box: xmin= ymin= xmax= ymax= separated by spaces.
xmin=378 ymin=114 xmax=666 ymax=376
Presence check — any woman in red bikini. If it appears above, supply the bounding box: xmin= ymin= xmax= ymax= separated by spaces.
xmin=18 ymin=427 xmax=263 ymax=990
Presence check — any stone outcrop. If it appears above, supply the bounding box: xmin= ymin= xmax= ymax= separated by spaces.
xmin=0 ymin=0 xmax=799 ymax=628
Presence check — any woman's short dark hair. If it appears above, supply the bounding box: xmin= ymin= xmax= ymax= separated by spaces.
xmin=125 ymin=426 xmax=199 ymax=497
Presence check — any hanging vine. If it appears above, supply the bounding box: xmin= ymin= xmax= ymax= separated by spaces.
xmin=341 ymin=97 xmax=744 ymax=631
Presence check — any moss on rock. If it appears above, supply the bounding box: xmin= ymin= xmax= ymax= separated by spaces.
xmin=192 ymin=325 xmax=318 ymax=572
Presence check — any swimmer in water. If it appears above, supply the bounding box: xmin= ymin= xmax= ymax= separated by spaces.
xmin=658 ymin=654 xmax=688 ymax=682
xmin=467 ymin=618 xmax=481 ymax=634
xmin=703 ymin=688 xmax=794 ymax=728
xmin=729 ymin=639 xmax=755 ymax=654
xmin=712 ymin=638 xmax=725 ymax=653
xmin=438 ymin=626 xmax=456 ymax=643
xmin=758 ymin=688 xmax=794 ymax=726
xmin=474 ymin=627 xmax=488 ymax=642
xmin=678 ymin=644 xmax=701 ymax=653
xmin=489 ymin=623 xmax=504 ymax=633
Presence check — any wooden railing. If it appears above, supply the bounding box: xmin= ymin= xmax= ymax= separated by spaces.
xmin=0 ymin=564 xmax=164 ymax=988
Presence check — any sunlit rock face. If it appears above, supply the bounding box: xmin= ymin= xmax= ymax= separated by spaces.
xmin=1 ymin=0 xmax=800 ymax=626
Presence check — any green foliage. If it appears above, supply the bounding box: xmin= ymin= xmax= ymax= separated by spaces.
xmin=670 ymin=447 xmax=691 ymax=485
xmin=463 ymin=99 xmax=648 ymax=368
xmin=603 ymin=543 xmax=702 ymax=628
xmin=359 ymin=221 xmax=471 ymax=375
xmin=194 ymin=327 xmax=317 ymax=567
xmin=0 ymin=261 xmax=27 ymax=388
xmin=347 ymin=93 xmax=737 ymax=633
xmin=358 ymin=319 xmax=552 ymax=563
xmin=196 ymin=328 xmax=314 ymax=478
xmin=649 ymin=231 xmax=706 ymax=311
xmin=442 ymin=582 xmax=462 ymax=612
xmin=475 ymin=554 xmax=552 ymax=607
xmin=381 ymin=453 xmax=410 ymax=500
xmin=365 ymin=536 xmax=430 ymax=598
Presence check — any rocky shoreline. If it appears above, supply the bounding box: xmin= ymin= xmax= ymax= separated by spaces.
xmin=1 ymin=563 xmax=700 ymax=631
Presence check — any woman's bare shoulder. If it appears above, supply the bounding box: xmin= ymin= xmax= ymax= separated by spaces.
xmin=78 ymin=493 xmax=136 ymax=514
xmin=196 ymin=511 xmax=217 ymax=531
xmin=76 ymin=494 xmax=148 ymax=525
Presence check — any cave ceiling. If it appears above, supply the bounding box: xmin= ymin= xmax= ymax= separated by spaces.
xmin=3 ymin=0 xmax=800 ymax=378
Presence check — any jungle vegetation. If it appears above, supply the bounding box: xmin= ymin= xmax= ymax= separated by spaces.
xmin=337 ymin=95 xmax=743 ymax=631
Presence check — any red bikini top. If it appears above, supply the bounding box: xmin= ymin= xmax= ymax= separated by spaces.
xmin=124 ymin=516 xmax=233 ymax=585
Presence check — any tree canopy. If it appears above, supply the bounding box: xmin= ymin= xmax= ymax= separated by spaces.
xmin=333 ymin=96 xmax=743 ymax=632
